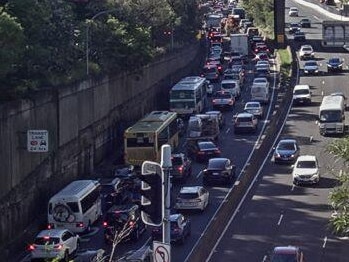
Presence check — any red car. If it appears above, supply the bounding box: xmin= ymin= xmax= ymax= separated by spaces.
xmin=186 ymin=140 xmax=221 ymax=162
xmin=253 ymin=43 xmax=270 ymax=55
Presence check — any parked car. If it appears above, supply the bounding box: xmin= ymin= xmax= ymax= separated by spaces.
xmin=233 ymin=112 xmax=258 ymax=134
xmin=244 ymin=101 xmax=264 ymax=118
xmin=186 ymin=140 xmax=221 ymax=162
xmin=303 ymin=60 xmax=319 ymax=75
xmin=170 ymin=153 xmax=192 ymax=183
xmin=28 ymin=229 xmax=80 ymax=261
xmin=152 ymin=214 xmax=191 ymax=244
xmin=212 ymin=90 xmax=235 ymax=110
xmin=292 ymin=155 xmax=320 ymax=185
xmin=289 ymin=7 xmax=299 ymax=16
xmin=294 ymin=31 xmax=306 ymax=41
xmin=174 ymin=186 xmax=209 ymax=211
xmin=202 ymin=158 xmax=236 ymax=186
xmin=299 ymin=45 xmax=314 ymax=60
xmin=293 ymin=84 xmax=312 ymax=105
xmin=327 ymin=57 xmax=343 ymax=72
xmin=300 ymin=18 xmax=311 ymax=28
xmin=103 ymin=204 xmax=146 ymax=243
xmin=270 ymin=246 xmax=304 ymax=262
xmin=273 ymin=139 xmax=300 ymax=164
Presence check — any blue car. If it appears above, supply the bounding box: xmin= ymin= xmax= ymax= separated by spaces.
xmin=327 ymin=57 xmax=343 ymax=72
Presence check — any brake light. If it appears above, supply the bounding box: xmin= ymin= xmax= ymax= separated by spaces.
xmin=212 ymin=99 xmax=217 ymax=104
xmin=129 ymin=221 xmax=135 ymax=227
xmin=28 ymin=244 xmax=35 ymax=251
xmin=54 ymin=244 xmax=63 ymax=250
xmin=178 ymin=166 xmax=183 ymax=173
xmin=76 ymin=222 xmax=84 ymax=228
xmin=103 ymin=221 xmax=108 ymax=227
xmin=47 ymin=224 xmax=53 ymax=229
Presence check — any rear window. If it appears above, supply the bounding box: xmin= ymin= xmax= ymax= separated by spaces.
xmin=105 ymin=211 xmax=129 ymax=225
xmin=67 ymin=202 xmax=79 ymax=213
xmin=238 ymin=117 xmax=252 ymax=122
xmin=221 ymin=83 xmax=236 ymax=89
xmin=34 ymin=237 xmax=60 ymax=245
xmin=172 ymin=156 xmax=183 ymax=165
xmin=179 ymin=192 xmax=199 ymax=199
xmin=198 ymin=142 xmax=216 ymax=149
xmin=294 ymin=89 xmax=309 ymax=95
xmin=215 ymin=92 xmax=231 ymax=99
xmin=204 ymin=67 xmax=217 ymax=74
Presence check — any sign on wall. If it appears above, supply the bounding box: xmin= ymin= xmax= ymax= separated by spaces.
xmin=27 ymin=130 xmax=49 ymax=152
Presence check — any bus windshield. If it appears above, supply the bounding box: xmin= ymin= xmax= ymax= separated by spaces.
xmin=320 ymin=110 xmax=342 ymax=123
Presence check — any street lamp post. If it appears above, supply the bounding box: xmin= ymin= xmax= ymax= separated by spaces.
xmin=86 ymin=9 xmax=118 ymax=76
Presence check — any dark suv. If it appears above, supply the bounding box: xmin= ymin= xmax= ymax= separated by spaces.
xmin=171 ymin=153 xmax=192 ymax=183
xmin=103 ymin=204 xmax=146 ymax=243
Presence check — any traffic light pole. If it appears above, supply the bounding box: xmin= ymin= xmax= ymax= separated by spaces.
xmin=161 ymin=145 xmax=172 ymax=247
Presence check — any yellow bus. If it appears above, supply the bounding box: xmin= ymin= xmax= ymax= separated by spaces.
xmin=124 ymin=111 xmax=179 ymax=166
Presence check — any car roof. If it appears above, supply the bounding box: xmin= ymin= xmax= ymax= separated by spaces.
xmin=37 ymin=229 xmax=67 ymax=238
xmin=297 ymin=155 xmax=317 ymax=161
xmin=169 ymin=214 xmax=182 ymax=221
xmin=236 ymin=112 xmax=254 ymax=117
xmin=278 ymin=138 xmax=297 ymax=144
xmin=294 ymin=84 xmax=310 ymax=90
xmin=180 ymin=186 xmax=202 ymax=194
xmin=273 ymin=246 xmax=299 ymax=254
xmin=208 ymin=157 xmax=229 ymax=164
xmin=254 ymin=77 xmax=268 ymax=81
xmin=221 ymin=79 xmax=238 ymax=84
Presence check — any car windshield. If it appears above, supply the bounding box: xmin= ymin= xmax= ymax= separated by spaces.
xmin=297 ymin=160 xmax=316 ymax=168
xmin=179 ymin=192 xmax=199 ymax=199
xmin=34 ymin=237 xmax=60 ymax=245
xmin=329 ymin=58 xmax=340 ymax=63
xmin=302 ymin=47 xmax=312 ymax=51
xmin=294 ymin=89 xmax=309 ymax=95
xmin=305 ymin=61 xmax=317 ymax=66
xmin=278 ymin=142 xmax=296 ymax=150
xmin=271 ymin=253 xmax=297 ymax=262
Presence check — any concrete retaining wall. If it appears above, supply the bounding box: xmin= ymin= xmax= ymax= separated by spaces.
xmin=0 ymin=42 xmax=205 ymax=254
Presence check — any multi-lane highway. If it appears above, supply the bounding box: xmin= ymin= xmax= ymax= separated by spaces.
xmin=206 ymin=1 xmax=349 ymax=261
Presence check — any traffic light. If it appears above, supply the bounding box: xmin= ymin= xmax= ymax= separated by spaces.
xmin=140 ymin=161 xmax=164 ymax=226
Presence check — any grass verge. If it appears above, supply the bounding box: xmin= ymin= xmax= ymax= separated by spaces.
xmin=277 ymin=47 xmax=292 ymax=78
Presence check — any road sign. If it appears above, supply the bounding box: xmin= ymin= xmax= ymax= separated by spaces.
xmin=153 ymin=241 xmax=170 ymax=262
xmin=27 ymin=130 xmax=49 ymax=152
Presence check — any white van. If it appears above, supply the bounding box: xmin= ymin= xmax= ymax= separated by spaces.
xmin=221 ymin=79 xmax=241 ymax=98
xmin=48 ymin=180 xmax=102 ymax=233
xmin=319 ymin=94 xmax=346 ymax=135
xmin=250 ymin=85 xmax=270 ymax=104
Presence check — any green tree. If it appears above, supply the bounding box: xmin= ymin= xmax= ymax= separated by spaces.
xmin=327 ymin=139 xmax=349 ymax=236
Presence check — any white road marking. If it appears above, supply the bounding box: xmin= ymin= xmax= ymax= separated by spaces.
xmin=313 ymin=15 xmax=321 ymax=21
xmin=322 ymin=236 xmax=328 ymax=248
xmin=277 ymin=214 xmax=284 ymax=226
xmin=262 ymin=255 xmax=268 ymax=262
xmin=291 ymin=184 xmax=295 ymax=191
xmin=196 ymin=171 xmax=203 ymax=179
xmin=225 ymin=128 xmax=230 ymax=134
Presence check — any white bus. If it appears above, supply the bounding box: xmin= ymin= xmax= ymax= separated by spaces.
xmin=48 ymin=180 xmax=102 ymax=233
xmin=319 ymin=94 xmax=346 ymax=136
xmin=169 ymin=76 xmax=208 ymax=117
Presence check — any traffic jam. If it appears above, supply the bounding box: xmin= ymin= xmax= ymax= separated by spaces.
xmin=21 ymin=0 xmax=348 ymax=262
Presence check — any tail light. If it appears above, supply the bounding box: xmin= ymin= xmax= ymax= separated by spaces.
xmin=28 ymin=244 xmax=35 ymax=251
xmin=129 ymin=221 xmax=135 ymax=227
xmin=218 ymin=66 xmax=222 ymax=71
xmin=198 ymin=151 xmax=205 ymax=155
xmin=178 ymin=166 xmax=183 ymax=173
xmin=212 ymin=99 xmax=217 ymax=104
xmin=47 ymin=224 xmax=53 ymax=229
xmin=76 ymin=222 xmax=84 ymax=228
xmin=54 ymin=244 xmax=63 ymax=250
xmin=103 ymin=221 xmax=108 ymax=227
xmin=215 ymin=149 xmax=221 ymax=154
xmin=173 ymin=227 xmax=180 ymax=233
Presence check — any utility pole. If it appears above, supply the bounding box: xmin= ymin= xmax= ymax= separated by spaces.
xmin=160 ymin=144 xmax=172 ymax=245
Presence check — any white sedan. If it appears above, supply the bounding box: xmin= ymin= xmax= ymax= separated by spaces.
xmin=252 ymin=77 xmax=269 ymax=89
xmin=244 ymin=101 xmax=264 ymax=118
xmin=292 ymin=155 xmax=320 ymax=185
xmin=174 ymin=186 xmax=209 ymax=211
xmin=29 ymin=229 xmax=80 ymax=261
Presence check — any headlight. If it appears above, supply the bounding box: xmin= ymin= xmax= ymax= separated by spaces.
xmin=315 ymin=69 xmax=319 ymax=73
xmin=304 ymin=70 xmax=309 ymax=73
xmin=327 ymin=64 xmax=332 ymax=67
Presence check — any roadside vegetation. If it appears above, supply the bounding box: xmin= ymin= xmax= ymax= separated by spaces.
xmin=0 ymin=0 xmax=203 ymax=101
xmin=277 ymin=48 xmax=292 ymax=79
xmin=327 ymin=140 xmax=349 ymax=237
xmin=242 ymin=0 xmax=274 ymax=38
